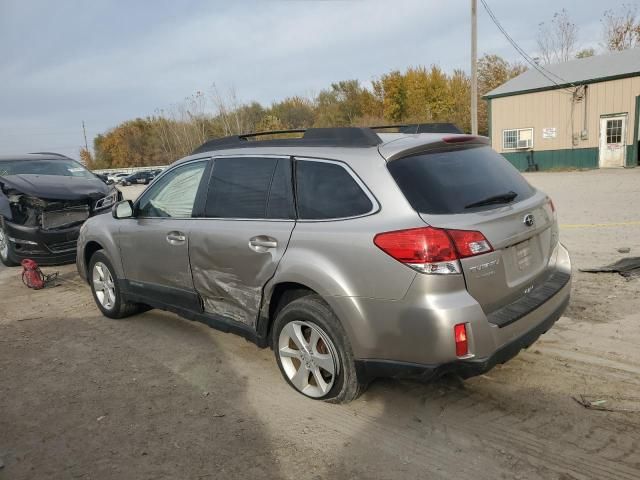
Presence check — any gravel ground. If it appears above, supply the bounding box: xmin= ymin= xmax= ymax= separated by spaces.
xmin=1 ymin=169 xmax=640 ymax=479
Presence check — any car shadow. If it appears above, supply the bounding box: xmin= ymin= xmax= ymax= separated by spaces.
xmin=0 ymin=303 xmax=285 ymax=479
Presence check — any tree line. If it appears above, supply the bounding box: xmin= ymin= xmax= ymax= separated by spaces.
xmin=82 ymin=5 xmax=640 ymax=169
xmin=82 ymin=56 xmax=523 ymax=169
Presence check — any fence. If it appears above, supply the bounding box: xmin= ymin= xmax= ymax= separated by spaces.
xmin=91 ymin=165 xmax=168 ymax=175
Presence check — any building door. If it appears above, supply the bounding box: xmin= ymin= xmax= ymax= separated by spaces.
xmin=599 ymin=115 xmax=627 ymax=168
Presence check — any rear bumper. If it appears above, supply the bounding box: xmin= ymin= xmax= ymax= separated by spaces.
xmin=329 ymin=242 xmax=572 ymax=380
xmin=355 ymin=294 xmax=569 ymax=383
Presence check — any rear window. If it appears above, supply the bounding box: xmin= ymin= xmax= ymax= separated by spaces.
xmin=296 ymin=160 xmax=373 ymax=219
xmin=387 ymin=145 xmax=535 ymax=214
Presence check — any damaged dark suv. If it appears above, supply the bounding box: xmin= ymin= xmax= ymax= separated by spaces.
xmin=0 ymin=153 xmax=121 ymax=266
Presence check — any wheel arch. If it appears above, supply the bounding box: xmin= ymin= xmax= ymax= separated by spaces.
xmin=84 ymin=240 xmax=104 ymax=277
xmin=257 ymin=272 xmax=365 ymax=354
xmin=0 ymin=196 xmax=12 ymax=221
xmin=258 ymin=281 xmax=317 ymax=344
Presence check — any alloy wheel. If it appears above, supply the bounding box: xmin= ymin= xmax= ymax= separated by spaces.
xmin=278 ymin=320 xmax=339 ymax=398
xmin=0 ymin=225 xmax=9 ymax=260
xmin=92 ymin=261 xmax=116 ymax=310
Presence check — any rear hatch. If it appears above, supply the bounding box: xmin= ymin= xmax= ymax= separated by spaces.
xmin=386 ymin=142 xmax=559 ymax=314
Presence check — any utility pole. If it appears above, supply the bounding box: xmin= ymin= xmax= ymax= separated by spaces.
xmin=82 ymin=120 xmax=89 ymax=151
xmin=471 ymin=0 xmax=478 ymax=135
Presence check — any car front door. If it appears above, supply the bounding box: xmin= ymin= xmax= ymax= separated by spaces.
xmin=188 ymin=156 xmax=296 ymax=328
xmin=118 ymin=159 xmax=209 ymax=310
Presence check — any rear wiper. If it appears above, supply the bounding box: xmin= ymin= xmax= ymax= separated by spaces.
xmin=464 ymin=191 xmax=518 ymax=209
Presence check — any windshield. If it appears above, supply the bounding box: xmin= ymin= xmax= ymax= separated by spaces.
xmin=0 ymin=159 xmax=95 ymax=179
xmin=387 ymin=145 xmax=535 ymax=214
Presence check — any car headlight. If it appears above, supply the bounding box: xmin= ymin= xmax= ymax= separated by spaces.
xmin=94 ymin=190 xmax=119 ymax=210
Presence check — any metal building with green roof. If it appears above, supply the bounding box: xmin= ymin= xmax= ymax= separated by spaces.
xmin=484 ymin=48 xmax=640 ymax=170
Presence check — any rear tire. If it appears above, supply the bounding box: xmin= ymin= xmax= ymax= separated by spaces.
xmin=89 ymin=250 xmax=143 ymax=319
xmin=0 ymin=219 xmax=19 ymax=267
xmin=272 ymin=294 xmax=365 ymax=403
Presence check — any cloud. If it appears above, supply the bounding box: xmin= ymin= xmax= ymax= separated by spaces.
xmin=0 ymin=0 xmax=613 ymax=158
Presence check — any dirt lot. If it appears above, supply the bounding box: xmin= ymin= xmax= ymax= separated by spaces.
xmin=1 ymin=169 xmax=640 ymax=479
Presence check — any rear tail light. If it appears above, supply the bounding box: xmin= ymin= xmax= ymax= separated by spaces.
xmin=454 ymin=323 xmax=468 ymax=357
xmin=373 ymin=226 xmax=493 ymax=274
xmin=446 ymin=229 xmax=493 ymax=258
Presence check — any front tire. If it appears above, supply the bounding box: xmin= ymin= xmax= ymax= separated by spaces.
xmin=89 ymin=250 xmax=142 ymax=319
xmin=0 ymin=219 xmax=19 ymax=267
xmin=272 ymin=294 xmax=365 ymax=403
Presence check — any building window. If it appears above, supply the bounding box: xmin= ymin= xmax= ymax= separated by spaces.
xmin=606 ymin=119 xmax=623 ymax=144
xmin=503 ymin=128 xmax=534 ymax=150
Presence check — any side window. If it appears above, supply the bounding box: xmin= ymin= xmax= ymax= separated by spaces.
xmin=137 ymin=161 xmax=206 ymax=218
xmin=266 ymin=159 xmax=295 ymax=219
xmin=205 ymin=157 xmax=294 ymax=219
xmin=295 ymin=160 xmax=373 ymax=220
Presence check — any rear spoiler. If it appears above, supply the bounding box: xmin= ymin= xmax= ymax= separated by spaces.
xmin=378 ymin=135 xmax=490 ymax=162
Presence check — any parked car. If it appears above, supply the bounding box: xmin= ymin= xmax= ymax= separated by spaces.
xmin=106 ymin=172 xmax=128 ymax=185
xmin=77 ymin=126 xmax=571 ymax=403
xmin=0 ymin=153 xmax=121 ymax=266
xmin=120 ymin=170 xmax=157 ymax=186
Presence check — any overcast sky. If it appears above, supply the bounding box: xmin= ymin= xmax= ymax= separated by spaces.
xmin=0 ymin=0 xmax=608 ymax=159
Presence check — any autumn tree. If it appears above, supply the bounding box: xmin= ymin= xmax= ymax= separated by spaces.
xmin=314 ymin=80 xmax=375 ymax=127
xmin=575 ymin=48 xmax=596 ymax=59
xmin=94 ymin=118 xmax=173 ymax=169
xmin=90 ymin=56 xmax=530 ymax=168
xmin=478 ymin=54 xmax=527 ymax=135
xmin=270 ymin=96 xmax=315 ymax=129
xmin=79 ymin=147 xmax=93 ymax=167
xmin=602 ymin=4 xmax=640 ymax=51
xmin=373 ymin=71 xmax=407 ymax=123
xmin=537 ymin=9 xmax=579 ymax=64
xmin=448 ymin=69 xmax=471 ymax=134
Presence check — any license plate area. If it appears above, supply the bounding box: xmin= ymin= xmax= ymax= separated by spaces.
xmin=502 ymin=236 xmax=543 ymax=286
xmin=515 ymin=239 xmax=533 ymax=271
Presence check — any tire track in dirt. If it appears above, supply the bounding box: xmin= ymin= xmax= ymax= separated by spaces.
xmin=75 ymin=309 xmax=640 ymax=480
xmin=3 ymin=264 xmax=640 ymax=480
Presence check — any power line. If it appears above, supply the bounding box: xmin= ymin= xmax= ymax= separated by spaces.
xmin=479 ymin=0 xmax=577 ymax=93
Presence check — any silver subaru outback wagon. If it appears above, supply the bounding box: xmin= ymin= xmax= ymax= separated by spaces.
xmin=77 ymin=125 xmax=571 ymax=403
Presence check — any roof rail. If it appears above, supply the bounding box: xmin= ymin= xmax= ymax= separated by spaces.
xmin=370 ymin=123 xmax=462 ymax=134
xmin=29 ymin=151 xmax=74 ymax=159
xmin=192 ymin=127 xmax=382 ymax=154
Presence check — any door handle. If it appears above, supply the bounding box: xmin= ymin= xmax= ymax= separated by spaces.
xmin=249 ymin=236 xmax=278 ymax=251
xmin=166 ymin=231 xmax=186 ymax=245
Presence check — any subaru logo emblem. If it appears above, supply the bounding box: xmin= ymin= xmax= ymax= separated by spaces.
xmin=523 ymin=214 xmax=535 ymax=227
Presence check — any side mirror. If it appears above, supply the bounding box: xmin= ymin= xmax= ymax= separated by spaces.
xmin=112 ymin=200 xmax=134 ymax=219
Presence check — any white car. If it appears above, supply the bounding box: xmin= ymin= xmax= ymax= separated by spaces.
xmin=107 ymin=173 xmax=129 ymax=185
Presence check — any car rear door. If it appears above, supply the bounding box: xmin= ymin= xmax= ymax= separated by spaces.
xmin=189 ymin=155 xmax=296 ymax=328
xmin=118 ymin=159 xmax=209 ymax=310
xmin=387 ymin=144 xmax=558 ymax=314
